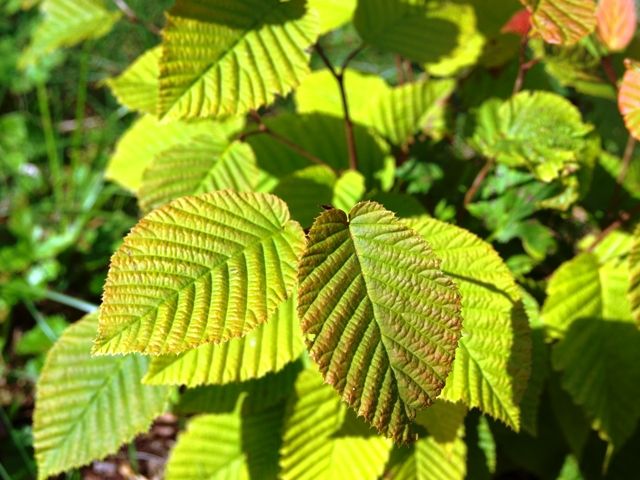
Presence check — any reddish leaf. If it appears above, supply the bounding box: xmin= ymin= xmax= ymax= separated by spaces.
xmin=502 ymin=8 xmax=532 ymax=36
xmin=597 ymin=0 xmax=637 ymax=52
xmin=523 ymin=0 xmax=597 ymax=46
xmin=619 ymin=59 xmax=640 ymax=140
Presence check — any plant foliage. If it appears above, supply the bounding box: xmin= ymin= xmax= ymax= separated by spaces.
xmin=10 ymin=0 xmax=640 ymax=478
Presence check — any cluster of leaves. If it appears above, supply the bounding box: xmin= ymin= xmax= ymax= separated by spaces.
xmin=5 ymin=0 xmax=640 ymax=479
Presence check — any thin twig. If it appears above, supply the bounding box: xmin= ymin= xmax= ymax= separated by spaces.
xmin=238 ymin=111 xmax=337 ymax=172
xmin=395 ymin=55 xmax=405 ymax=85
xmin=513 ymin=35 xmax=539 ymax=95
xmin=458 ymin=159 xmax=495 ymax=223
xmin=601 ymin=55 xmax=619 ymax=90
xmin=587 ymin=203 xmax=640 ymax=252
xmin=315 ymin=43 xmax=362 ymax=170
xmin=112 ymin=0 xmax=161 ymax=36
xmin=404 ymin=58 xmax=414 ymax=83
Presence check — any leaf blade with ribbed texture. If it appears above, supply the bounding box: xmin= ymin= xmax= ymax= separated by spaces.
xmin=93 ymin=191 xmax=306 ymax=355
xmin=353 ymin=0 xmax=461 ymax=64
xmin=385 ymin=401 xmax=467 ymax=480
xmin=367 ymin=79 xmax=456 ymax=145
xmin=138 ymin=137 xmax=258 ymax=214
xmin=105 ymin=114 xmax=243 ymax=193
xmin=526 ymin=0 xmax=597 ymax=46
xmin=143 ymin=295 xmax=304 ymax=386
xmin=105 ymin=46 xmax=160 ymax=115
xmin=280 ymin=368 xmax=392 ymax=480
xmin=630 ymin=224 xmax=640 ymax=325
xmin=298 ymin=203 xmax=463 ymax=443
xmin=619 ymin=60 xmax=640 ymax=141
xmin=19 ymin=0 xmax=121 ymax=67
xmin=33 ymin=313 xmax=170 ymax=480
xmin=541 ymin=251 xmax=632 ymax=338
xmin=165 ymin=401 xmax=285 ymax=480
xmin=404 ymin=218 xmax=531 ymax=431
xmin=158 ymin=0 xmax=318 ymax=121
xmin=596 ymin=0 xmax=637 ymax=52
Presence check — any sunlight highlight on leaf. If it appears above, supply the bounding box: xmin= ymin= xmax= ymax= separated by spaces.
xmin=34 ymin=313 xmax=170 ymax=480
xmin=405 ymin=218 xmax=530 ymax=431
xmin=280 ymin=368 xmax=392 ymax=480
xmin=93 ymin=191 xmax=306 ymax=355
xmin=143 ymin=296 xmax=304 ymax=386
xmin=158 ymin=0 xmax=319 ymax=120
xmin=138 ymin=137 xmax=258 ymax=214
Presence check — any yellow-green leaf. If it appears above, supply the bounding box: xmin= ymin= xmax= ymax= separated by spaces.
xmin=19 ymin=0 xmax=121 ymax=68
xmin=93 ymin=191 xmax=306 ymax=355
xmin=143 ymin=296 xmax=304 ymax=386
xmin=105 ymin=114 xmax=238 ymax=193
xmin=166 ymin=400 xmax=285 ymax=480
xmin=158 ymin=0 xmax=318 ymax=121
xmin=366 ymin=79 xmax=456 ymax=144
xmin=298 ymin=203 xmax=463 ymax=443
xmin=354 ymin=0 xmax=463 ymax=64
xmin=34 ymin=313 xmax=170 ymax=480
xmin=105 ymin=46 xmax=161 ymax=115
xmin=308 ymin=0 xmax=356 ymax=34
xmin=138 ymin=137 xmax=258 ymax=214
xmin=405 ymin=218 xmax=531 ymax=431
xmin=541 ymin=252 xmax=632 ymax=339
xmin=385 ymin=400 xmax=467 ymax=479
xmin=279 ymin=368 xmax=392 ymax=480
xmin=630 ymin=224 xmax=640 ymax=325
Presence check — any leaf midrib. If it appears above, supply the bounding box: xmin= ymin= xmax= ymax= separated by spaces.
xmin=96 ymin=223 xmax=291 ymax=354
xmin=160 ymin=1 xmax=284 ymax=119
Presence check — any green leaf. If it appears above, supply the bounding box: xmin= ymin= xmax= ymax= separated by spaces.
xmin=541 ymin=252 xmax=632 ymax=339
xmin=353 ymin=0 xmax=462 ymax=64
xmin=138 ymin=137 xmax=258 ymax=214
xmin=15 ymin=315 xmax=68 ymax=355
xmin=405 ymin=217 xmax=531 ymax=430
xmin=19 ymin=0 xmax=121 ymax=68
xmin=296 ymin=69 xmax=389 ymax=124
xmin=298 ymin=203 xmax=463 ymax=443
xmin=385 ymin=403 xmax=467 ymax=480
xmin=272 ymin=166 xmax=338 ymax=228
xmin=474 ymin=91 xmax=596 ymax=183
xmin=33 ymin=313 xmax=170 ymax=480
xmin=175 ymin=359 xmax=303 ymax=415
xmin=166 ymin=400 xmax=285 ymax=480
xmin=105 ymin=46 xmax=160 ymax=115
xmin=472 ymin=91 xmax=599 ymax=211
xmin=93 ymin=191 xmax=306 ymax=355
xmin=105 ymin=114 xmax=242 ymax=193
xmin=552 ymin=318 xmax=640 ymax=449
xmin=629 ymin=224 xmax=640 ymax=325
xmin=518 ymin=289 xmax=550 ymax=436
xmin=143 ymin=296 xmax=304 ymax=386
xmin=296 ymin=70 xmax=455 ymax=143
xmin=158 ymin=0 xmax=318 ymax=121
xmin=368 ymin=192 xmax=428 ymax=219
xmin=279 ymin=368 xmax=392 ymax=480
xmin=246 ymin=113 xmax=395 ymax=192
xmin=367 ymin=79 xmax=456 ymax=144
xmin=525 ymin=0 xmax=597 ymax=46
xmin=308 ymin=0 xmax=356 ymax=34
xmin=272 ymin=166 xmax=366 ymax=228
xmin=422 ymin=2 xmax=485 ymax=76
